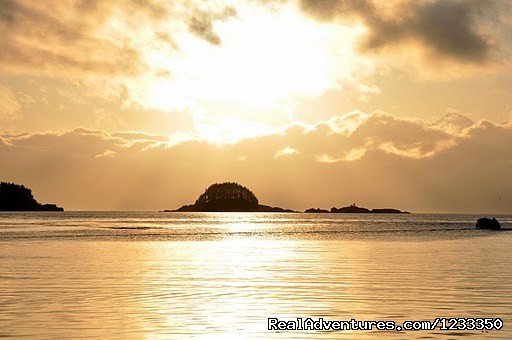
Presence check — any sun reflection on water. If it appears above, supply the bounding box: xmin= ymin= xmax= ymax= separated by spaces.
xmin=1 ymin=215 xmax=512 ymax=338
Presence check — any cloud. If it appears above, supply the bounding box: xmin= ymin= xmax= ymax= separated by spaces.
xmin=111 ymin=131 xmax=170 ymax=143
xmin=1 ymin=0 xmax=509 ymax=129
xmin=95 ymin=149 xmax=117 ymax=159
xmin=188 ymin=7 xmax=237 ymax=46
xmin=0 ymin=84 xmax=21 ymax=120
xmin=1 ymin=111 xmax=511 ymax=212
xmin=0 ymin=0 xmax=383 ymax=117
xmin=297 ymin=0 xmax=509 ymax=64
xmin=275 ymin=146 xmax=298 ymax=158
xmin=0 ymin=0 xmax=151 ymax=76
xmin=0 ymin=0 xmax=237 ymax=77
xmin=188 ymin=13 xmax=222 ymax=46
xmin=429 ymin=111 xmax=475 ymax=135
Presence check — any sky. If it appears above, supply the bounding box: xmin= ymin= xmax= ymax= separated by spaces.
xmin=1 ymin=0 xmax=512 ymax=212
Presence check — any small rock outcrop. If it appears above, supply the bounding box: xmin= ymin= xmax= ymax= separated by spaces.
xmin=0 ymin=182 xmax=64 ymax=211
xmin=305 ymin=204 xmax=409 ymax=214
xmin=305 ymin=208 xmax=330 ymax=213
xmin=476 ymin=217 xmax=501 ymax=230
xmin=331 ymin=204 xmax=371 ymax=213
xmin=371 ymin=208 xmax=409 ymax=214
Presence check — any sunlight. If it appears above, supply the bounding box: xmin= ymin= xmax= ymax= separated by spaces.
xmin=120 ymin=1 xmax=371 ymax=142
xmin=275 ymin=146 xmax=298 ymax=159
xmin=193 ymin=114 xmax=277 ymax=144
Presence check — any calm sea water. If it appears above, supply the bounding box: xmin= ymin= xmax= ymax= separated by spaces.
xmin=1 ymin=212 xmax=511 ymax=338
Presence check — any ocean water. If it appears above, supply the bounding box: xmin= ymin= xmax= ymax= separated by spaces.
xmin=0 ymin=212 xmax=511 ymax=338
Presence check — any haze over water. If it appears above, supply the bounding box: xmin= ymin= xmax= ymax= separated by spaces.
xmin=1 ymin=212 xmax=511 ymax=338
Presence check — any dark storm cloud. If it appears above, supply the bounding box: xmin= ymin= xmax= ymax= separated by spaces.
xmin=298 ymin=0 xmax=506 ymax=63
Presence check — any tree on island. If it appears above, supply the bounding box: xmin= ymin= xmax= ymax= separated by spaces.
xmin=194 ymin=182 xmax=259 ymax=211
xmin=0 ymin=182 xmax=63 ymax=211
xmin=167 ymin=182 xmax=295 ymax=212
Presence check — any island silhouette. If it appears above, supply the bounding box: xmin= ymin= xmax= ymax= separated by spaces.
xmin=0 ymin=182 xmax=64 ymax=211
xmin=166 ymin=182 xmax=409 ymax=213
xmin=306 ymin=204 xmax=409 ymax=214
xmin=166 ymin=182 xmax=295 ymax=212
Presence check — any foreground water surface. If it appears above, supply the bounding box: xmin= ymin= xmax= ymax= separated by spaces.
xmin=1 ymin=212 xmax=511 ymax=338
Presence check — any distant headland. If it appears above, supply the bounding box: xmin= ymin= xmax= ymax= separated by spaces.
xmin=305 ymin=204 xmax=409 ymax=214
xmin=164 ymin=182 xmax=295 ymax=212
xmin=0 ymin=182 xmax=64 ymax=211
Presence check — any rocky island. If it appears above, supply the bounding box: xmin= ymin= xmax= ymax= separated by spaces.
xmin=0 ymin=182 xmax=64 ymax=211
xmin=305 ymin=204 xmax=409 ymax=214
xmin=304 ymin=208 xmax=330 ymax=213
xmin=475 ymin=217 xmax=501 ymax=230
xmin=165 ymin=182 xmax=295 ymax=212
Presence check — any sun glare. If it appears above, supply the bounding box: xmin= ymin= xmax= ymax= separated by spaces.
xmin=116 ymin=2 xmax=371 ymax=142
xmin=128 ymin=2 xmax=367 ymax=110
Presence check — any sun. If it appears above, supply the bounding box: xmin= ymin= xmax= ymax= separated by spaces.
xmin=117 ymin=1 xmax=371 ymax=142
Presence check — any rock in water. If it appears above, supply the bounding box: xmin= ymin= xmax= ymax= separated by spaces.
xmin=475 ymin=217 xmax=501 ymax=230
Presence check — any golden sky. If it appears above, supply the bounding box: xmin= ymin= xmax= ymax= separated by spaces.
xmin=1 ymin=0 xmax=512 ymax=212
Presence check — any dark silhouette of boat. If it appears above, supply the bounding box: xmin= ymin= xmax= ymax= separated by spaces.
xmin=475 ymin=217 xmax=501 ymax=230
